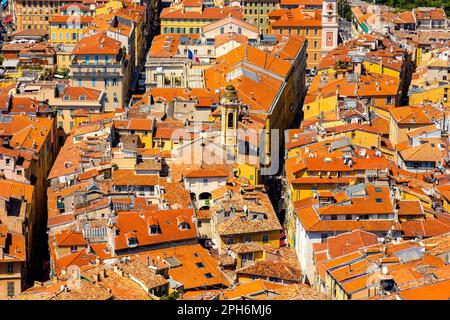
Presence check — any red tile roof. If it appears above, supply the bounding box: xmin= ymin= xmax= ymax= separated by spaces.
xmin=55 ymin=230 xmax=88 ymax=247
xmin=160 ymin=6 xmax=243 ymax=20
xmin=114 ymin=209 xmax=197 ymax=251
xmin=73 ymin=32 xmax=121 ymax=55
xmin=325 ymin=230 xmax=379 ymax=259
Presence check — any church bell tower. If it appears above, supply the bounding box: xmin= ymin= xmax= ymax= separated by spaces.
xmin=321 ymin=0 xmax=339 ymax=57
xmin=220 ymin=84 xmax=239 ymax=154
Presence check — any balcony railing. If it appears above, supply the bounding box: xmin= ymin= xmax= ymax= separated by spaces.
xmin=70 ymin=64 xmax=124 ymax=76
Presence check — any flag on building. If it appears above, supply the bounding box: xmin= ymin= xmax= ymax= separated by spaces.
xmin=187 ymin=49 xmax=200 ymax=64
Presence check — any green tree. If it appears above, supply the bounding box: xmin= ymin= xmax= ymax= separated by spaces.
xmin=160 ymin=290 xmax=180 ymax=300
xmin=365 ymin=0 xmax=449 ymax=16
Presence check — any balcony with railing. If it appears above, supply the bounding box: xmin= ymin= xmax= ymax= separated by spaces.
xmin=70 ymin=50 xmax=126 ymax=77
xmin=70 ymin=63 xmax=124 ymax=77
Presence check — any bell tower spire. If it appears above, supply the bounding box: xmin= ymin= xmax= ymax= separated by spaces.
xmin=220 ymin=83 xmax=240 ymax=155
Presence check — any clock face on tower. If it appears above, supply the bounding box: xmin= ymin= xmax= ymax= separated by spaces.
xmin=327 ymin=3 xmax=334 ymax=12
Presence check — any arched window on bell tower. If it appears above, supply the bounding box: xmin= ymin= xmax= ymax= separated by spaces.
xmin=227 ymin=112 xmax=234 ymax=129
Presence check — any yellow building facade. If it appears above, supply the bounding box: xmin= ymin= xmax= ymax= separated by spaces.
xmin=303 ymin=94 xmax=338 ymax=120
xmin=219 ymin=231 xmax=280 ymax=252
xmin=409 ymin=82 xmax=450 ymax=107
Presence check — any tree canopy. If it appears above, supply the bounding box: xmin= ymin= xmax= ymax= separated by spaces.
xmin=364 ymin=0 xmax=450 ymax=16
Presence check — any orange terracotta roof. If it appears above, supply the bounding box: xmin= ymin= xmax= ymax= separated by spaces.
xmin=49 ymin=15 xmax=93 ymax=24
xmin=160 ymin=7 xmax=244 ymax=20
xmin=55 ymin=249 xmax=95 ymax=274
xmin=114 ymin=209 xmax=197 ymax=251
xmin=399 ymin=278 xmax=450 ymax=300
xmin=134 ymin=244 xmax=230 ymax=290
xmin=63 ymin=87 xmax=103 ymax=101
xmin=237 ymin=260 xmax=302 ymax=282
xmin=185 ymin=167 xmax=228 ymax=178
xmin=325 ymin=230 xmax=379 ymax=259
xmin=73 ymin=32 xmax=121 ymax=55
xmin=214 ymin=33 xmax=249 ymax=47
xmin=55 ymin=230 xmax=88 ymax=247
xmin=114 ymin=118 xmax=153 ymax=131
xmin=295 ymin=205 xmax=400 ymax=232
xmin=397 ymin=200 xmax=424 ymax=217
xmin=280 ymin=0 xmax=322 ymax=5
xmin=0 ymin=178 xmax=34 ymax=203
xmin=400 ymin=219 xmax=450 ymax=238
xmin=203 ymin=15 xmax=258 ymax=34
xmin=414 ymin=7 xmax=446 ymax=21
xmin=0 ymin=228 xmax=25 ymax=261
xmin=393 ymin=11 xmax=415 ymax=24
xmin=389 ymin=106 xmax=433 ymax=125
xmin=148 ymin=34 xmax=201 ymax=58
xmin=154 ymin=127 xmax=194 ymax=140
xmin=269 ymin=8 xmax=322 ymax=27
xmin=0 ymin=115 xmax=53 ymax=155
xmin=217 ymin=279 xmax=285 ymax=299
xmin=112 ymin=170 xmax=162 ymax=186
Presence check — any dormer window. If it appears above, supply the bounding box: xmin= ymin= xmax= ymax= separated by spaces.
xmin=179 ymin=222 xmax=190 ymax=230
xmin=126 ymin=231 xmax=138 ymax=247
xmin=177 ymin=215 xmax=190 ymax=230
xmin=127 ymin=237 xmax=137 ymax=247
xmin=147 ymin=217 xmax=159 ymax=234
xmin=149 ymin=225 xmax=159 ymax=235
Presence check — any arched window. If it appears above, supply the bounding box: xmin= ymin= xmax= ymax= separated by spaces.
xmin=227 ymin=112 xmax=234 ymax=129
xmin=199 ymin=192 xmax=212 ymax=200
